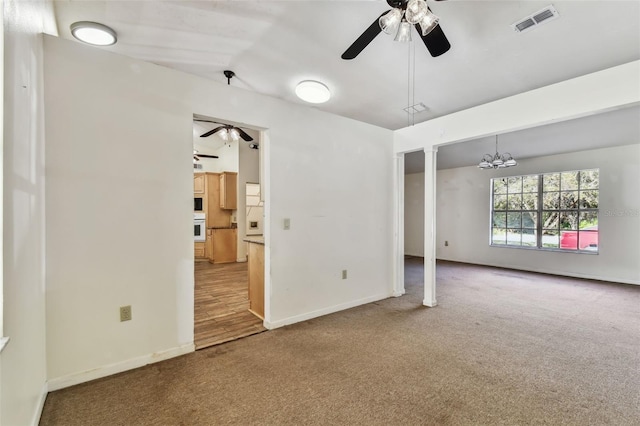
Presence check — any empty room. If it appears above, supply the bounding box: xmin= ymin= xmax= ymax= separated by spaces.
xmin=2 ymin=1 xmax=639 ymax=425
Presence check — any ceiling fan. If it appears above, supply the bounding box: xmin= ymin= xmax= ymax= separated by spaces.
xmin=342 ymin=0 xmax=450 ymax=60
xmin=195 ymin=119 xmax=254 ymax=142
xmin=193 ymin=150 xmax=218 ymax=161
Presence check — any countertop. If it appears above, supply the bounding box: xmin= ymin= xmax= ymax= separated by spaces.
xmin=243 ymin=236 xmax=264 ymax=245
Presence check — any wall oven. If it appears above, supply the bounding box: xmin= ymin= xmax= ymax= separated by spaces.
xmin=194 ymin=213 xmax=206 ymax=242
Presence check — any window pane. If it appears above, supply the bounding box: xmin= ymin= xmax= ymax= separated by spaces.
xmin=543 ymin=173 xmax=560 ymax=191
xmin=561 ymin=171 xmax=579 ymax=191
xmin=493 ymin=178 xmax=507 ymax=195
xmin=523 ymin=212 xmax=537 ymax=228
xmin=580 ymin=169 xmax=599 ymax=189
xmin=542 ymin=229 xmax=559 ymax=248
xmin=579 ymin=190 xmax=598 ymax=209
xmin=492 ymin=229 xmax=506 ymax=245
xmin=542 ymin=211 xmax=559 ymax=229
xmin=559 ymin=211 xmax=578 ymax=230
xmin=522 ymin=175 xmax=539 ymax=193
xmin=507 ymin=176 xmax=522 ymax=193
xmin=522 ymin=228 xmax=537 ymax=247
xmin=507 ymin=229 xmax=521 ymax=246
xmin=579 ymin=211 xmax=598 ymax=229
xmin=543 ymin=192 xmax=560 ymax=209
xmin=522 ymin=193 xmax=538 ymax=210
xmin=493 ymin=194 xmax=507 ymax=210
xmin=508 ymin=194 xmax=522 ymax=210
xmin=560 ymin=191 xmax=579 ymax=209
xmin=493 ymin=213 xmax=506 ymax=228
xmin=507 ymin=212 xmax=521 ymax=228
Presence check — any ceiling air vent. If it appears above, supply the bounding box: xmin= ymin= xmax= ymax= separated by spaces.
xmin=511 ymin=5 xmax=559 ymax=33
xmin=193 ymin=163 xmax=203 ymax=170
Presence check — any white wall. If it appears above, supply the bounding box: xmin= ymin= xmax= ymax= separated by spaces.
xmin=237 ymin=131 xmax=260 ymax=261
xmin=43 ymin=35 xmax=393 ymax=386
xmin=2 ymin=1 xmax=54 ymax=424
xmin=433 ymin=144 xmax=640 ymax=284
xmin=404 ymin=173 xmax=424 ymax=257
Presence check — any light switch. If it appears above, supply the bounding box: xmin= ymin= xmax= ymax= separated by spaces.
xmin=283 ymin=218 xmax=290 ymax=230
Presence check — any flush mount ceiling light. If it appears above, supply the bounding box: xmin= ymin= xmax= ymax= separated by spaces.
xmin=70 ymin=21 xmax=117 ymax=46
xmin=478 ymin=135 xmax=518 ymax=170
xmin=295 ymin=80 xmax=331 ymax=104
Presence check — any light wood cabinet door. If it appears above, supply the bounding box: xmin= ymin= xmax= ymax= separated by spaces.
xmin=248 ymin=243 xmax=265 ymax=319
xmin=219 ymin=172 xmax=237 ymax=210
xmin=207 ymin=173 xmax=231 ymax=228
xmin=193 ymin=173 xmax=206 ymax=194
xmin=194 ymin=242 xmax=206 ymax=259
xmin=210 ymin=228 xmax=237 ymax=264
xmin=205 ymin=229 xmax=213 ymax=260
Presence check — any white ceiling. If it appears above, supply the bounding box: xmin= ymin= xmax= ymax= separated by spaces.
xmin=404 ymin=105 xmax=640 ymax=173
xmin=53 ymin=1 xmax=640 ymax=131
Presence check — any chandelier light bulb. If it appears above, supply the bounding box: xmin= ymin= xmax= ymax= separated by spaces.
xmin=379 ymin=8 xmax=403 ymax=34
xmin=394 ymin=20 xmax=413 ymax=42
xmin=419 ymin=10 xmax=440 ymax=36
xmin=405 ymin=0 xmax=429 ymax=25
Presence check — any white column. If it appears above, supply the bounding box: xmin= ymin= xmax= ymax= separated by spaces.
xmin=392 ymin=154 xmax=405 ymax=297
xmin=423 ymin=147 xmax=437 ymax=307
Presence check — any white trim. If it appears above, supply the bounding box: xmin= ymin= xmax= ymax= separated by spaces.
xmin=31 ymin=382 xmax=48 ymax=426
xmin=263 ymin=292 xmax=392 ymax=330
xmin=435 ymin=257 xmax=640 ymax=286
xmin=423 ymin=148 xmax=438 ymax=307
xmin=47 ymin=343 xmax=194 ymax=391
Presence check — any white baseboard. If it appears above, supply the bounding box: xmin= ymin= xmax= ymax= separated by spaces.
xmin=436 ymin=257 xmax=640 ymax=286
xmin=47 ymin=343 xmax=195 ymax=391
xmin=263 ymin=292 xmax=392 ymax=330
xmin=31 ymin=382 xmax=48 ymax=426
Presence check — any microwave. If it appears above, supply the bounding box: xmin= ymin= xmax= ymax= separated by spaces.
xmin=194 ymin=197 xmax=203 ymax=212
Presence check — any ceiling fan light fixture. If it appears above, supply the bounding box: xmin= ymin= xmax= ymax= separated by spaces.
xmin=379 ymin=8 xmax=403 ymax=34
xmin=295 ymin=80 xmax=331 ymax=103
xmin=405 ymin=0 xmax=429 ymax=25
xmin=70 ymin=21 xmax=117 ymax=46
xmin=419 ymin=10 xmax=440 ymax=36
xmin=218 ymin=128 xmax=229 ymax=141
xmin=229 ymin=128 xmax=240 ymax=141
xmin=394 ymin=20 xmax=412 ymax=43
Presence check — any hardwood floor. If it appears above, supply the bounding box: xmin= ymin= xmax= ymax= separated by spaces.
xmin=194 ymin=260 xmax=266 ymax=349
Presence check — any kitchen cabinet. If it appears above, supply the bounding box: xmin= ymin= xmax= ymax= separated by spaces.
xmin=219 ymin=172 xmax=237 ymax=210
xmin=194 ymin=241 xmax=206 ymax=259
xmin=206 ymin=173 xmax=231 ymax=228
xmin=193 ymin=173 xmax=206 ymax=194
xmin=247 ymin=239 xmax=265 ymax=319
xmin=209 ymin=228 xmax=237 ymax=264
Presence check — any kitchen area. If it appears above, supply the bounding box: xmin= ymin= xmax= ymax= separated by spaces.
xmin=192 ymin=116 xmax=265 ymax=349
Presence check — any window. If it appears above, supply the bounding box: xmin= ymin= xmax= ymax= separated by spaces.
xmin=491 ymin=169 xmax=599 ymax=253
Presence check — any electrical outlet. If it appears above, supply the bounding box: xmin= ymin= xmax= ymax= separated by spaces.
xmin=120 ymin=305 xmax=132 ymax=322
xmin=445 ymin=241 xmax=449 ymax=246
xmin=283 ymin=218 xmax=290 ymax=230
xmin=342 ymin=270 xmax=347 ymax=279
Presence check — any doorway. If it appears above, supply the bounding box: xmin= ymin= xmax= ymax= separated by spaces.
xmin=192 ymin=114 xmax=265 ymax=349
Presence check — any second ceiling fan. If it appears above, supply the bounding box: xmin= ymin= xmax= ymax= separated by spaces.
xmin=196 ymin=119 xmax=254 ymax=142
xmin=342 ymin=0 xmax=450 ymax=60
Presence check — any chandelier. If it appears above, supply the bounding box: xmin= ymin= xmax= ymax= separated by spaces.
xmin=379 ymin=0 xmax=440 ymax=42
xmin=478 ymin=136 xmax=517 ymax=169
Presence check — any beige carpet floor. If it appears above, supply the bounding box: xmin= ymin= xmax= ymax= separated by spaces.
xmin=40 ymin=258 xmax=640 ymax=425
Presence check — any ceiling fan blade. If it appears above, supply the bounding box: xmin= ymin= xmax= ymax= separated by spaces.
xmin=416 ymin=23 xmax=451 ymax=57
xmin=197 ymin=154 xmax=219 ymax=159
xmin=341 ymin=13 xmax=385 ymax=60
xmin=236 ymin=128 xmax=253 ymax=141
xmin=200 ymin=126 xmax=226 ymax=138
